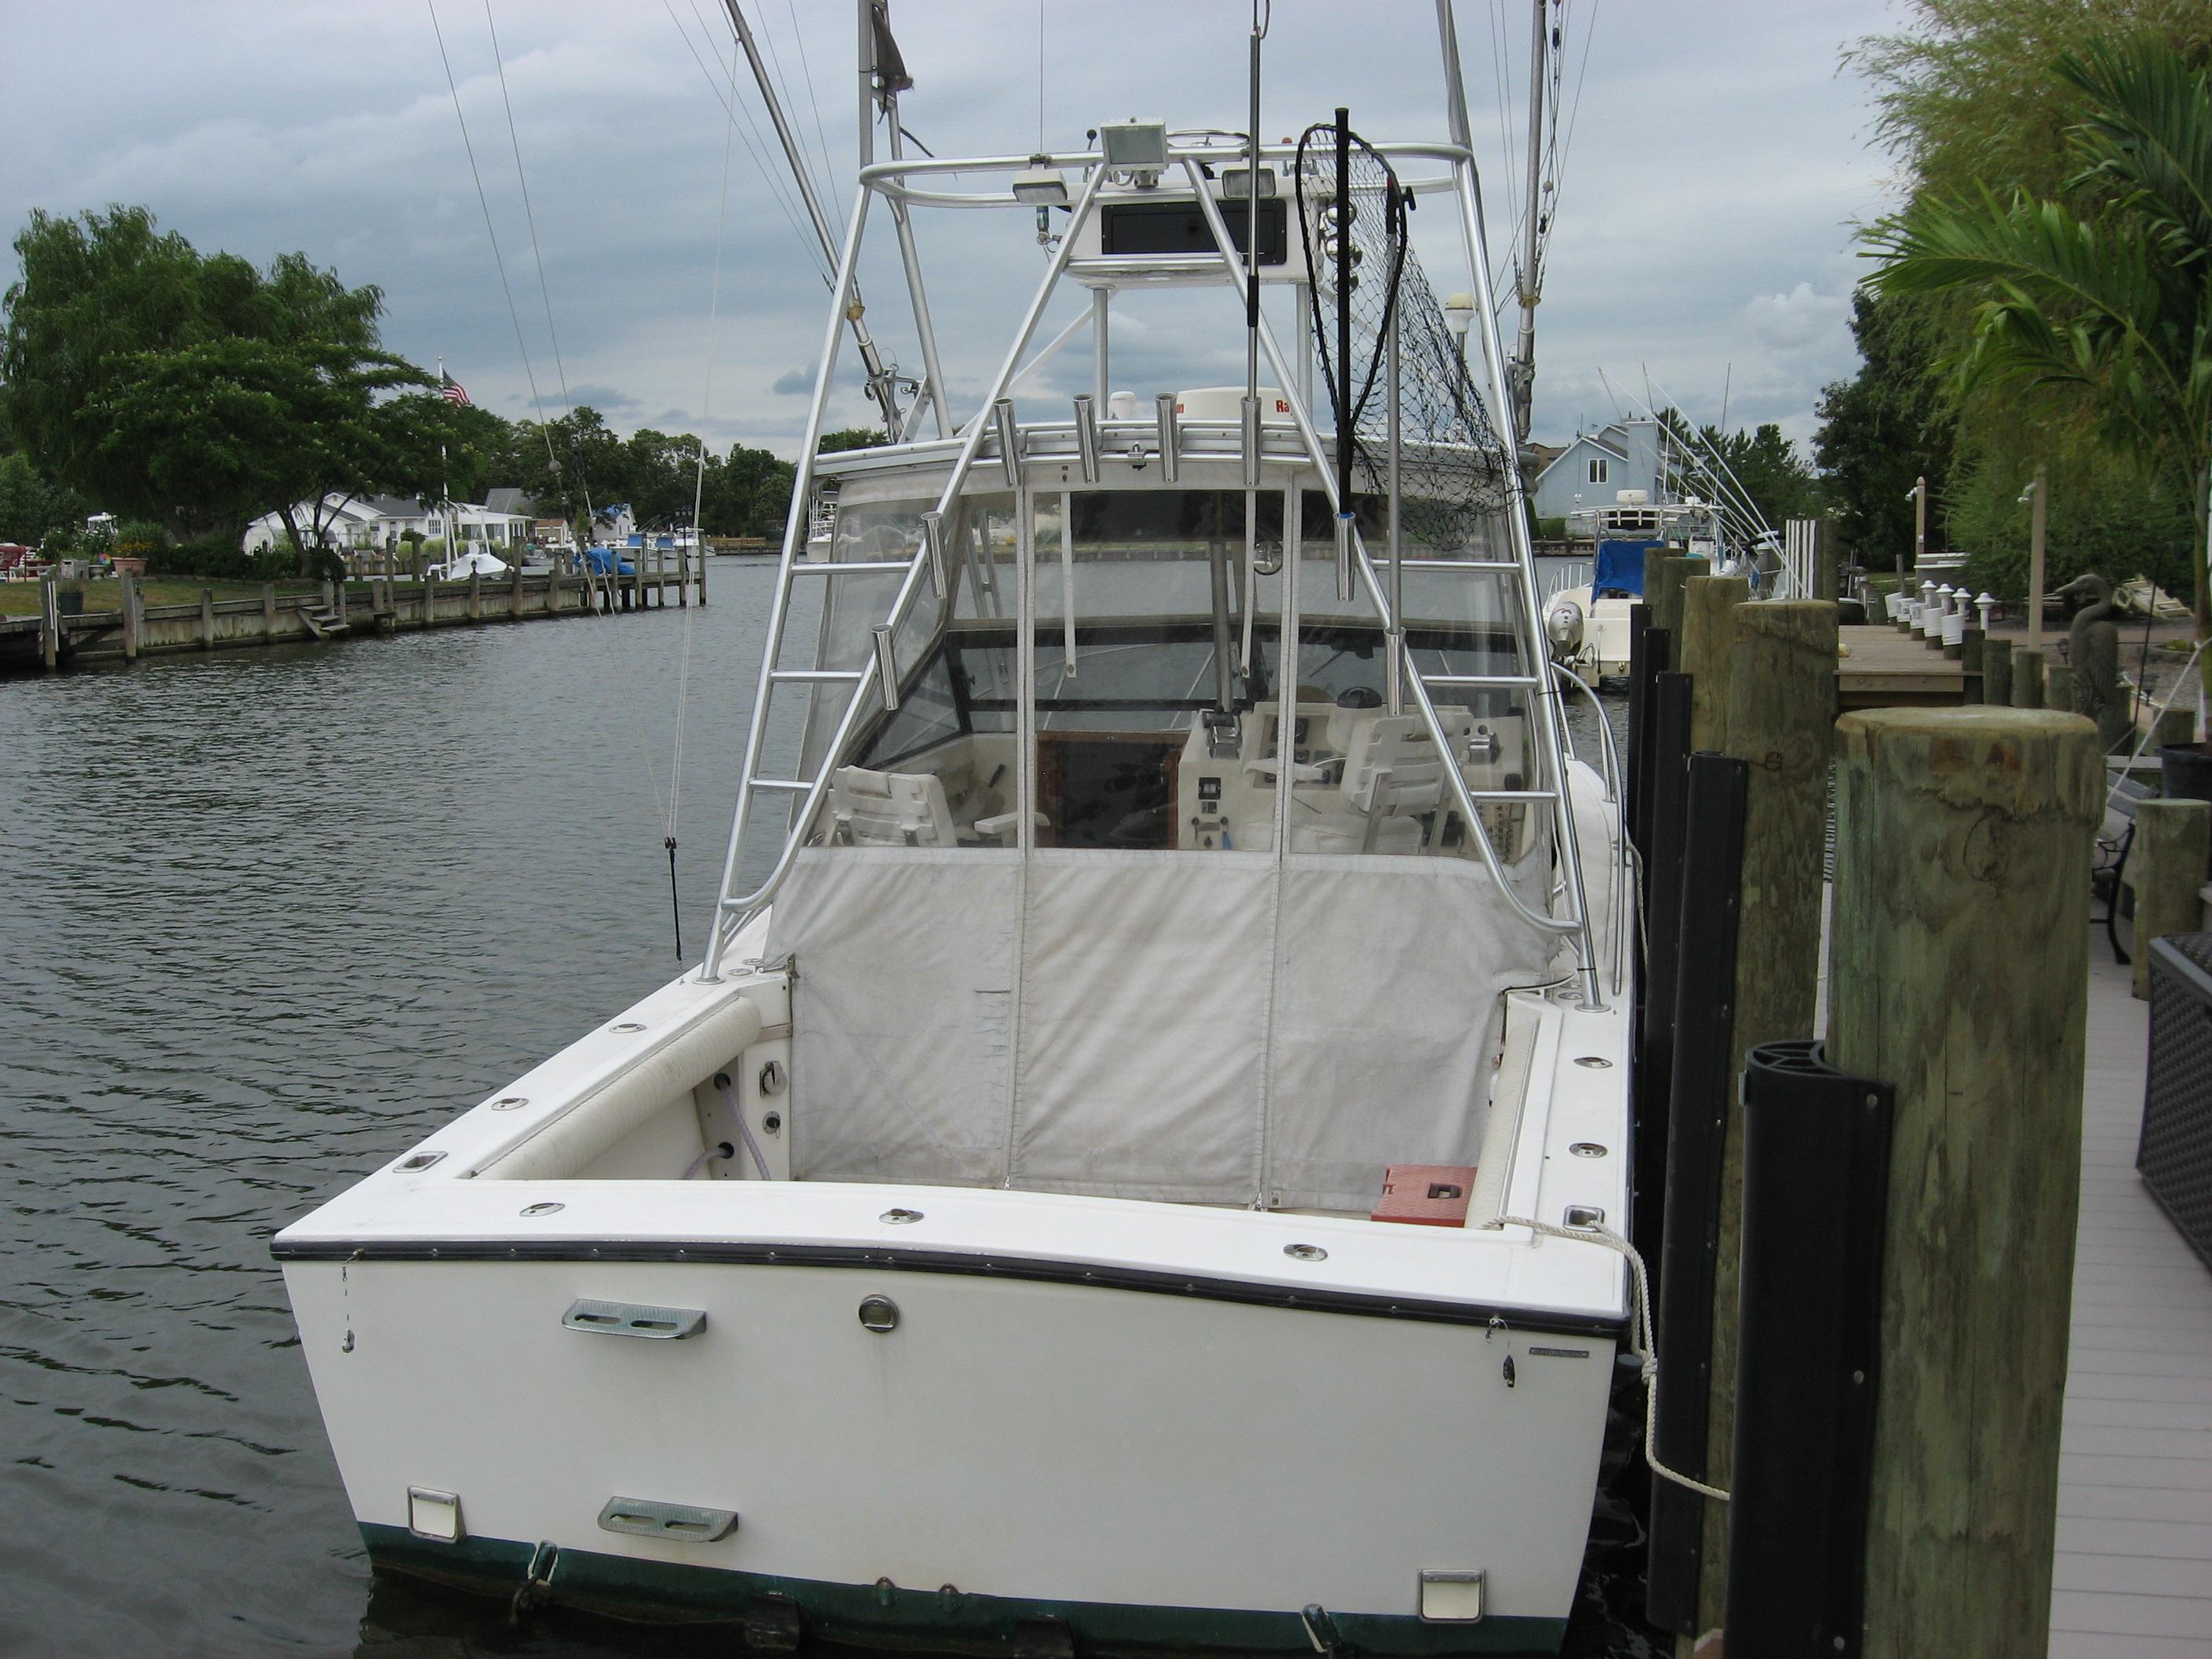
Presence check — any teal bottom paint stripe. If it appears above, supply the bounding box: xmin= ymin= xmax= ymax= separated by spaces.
xmin=361 ymin=1525 xmax=1568 ymax=1656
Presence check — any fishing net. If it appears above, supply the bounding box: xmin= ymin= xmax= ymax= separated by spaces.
xmin=1292 ymin=119 xmax=1516 ymax=551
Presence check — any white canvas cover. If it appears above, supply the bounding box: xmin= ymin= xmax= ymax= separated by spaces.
xmin=767 ymin=848 xmax=1019 ymax=1186
xmin=767 ymin=842 xmax=1557 ymax=1210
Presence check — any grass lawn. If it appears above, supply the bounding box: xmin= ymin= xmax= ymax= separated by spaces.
xmin=0 ymin=578 xmax=324 ymax=617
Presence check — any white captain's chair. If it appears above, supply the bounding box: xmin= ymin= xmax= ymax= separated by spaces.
xmin=830 ymin=767 xmax=958 ymax=847
xmin=1288 ymin=714 xmax=1446 ymax=854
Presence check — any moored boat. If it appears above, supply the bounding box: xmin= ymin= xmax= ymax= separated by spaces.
xmin=276 ymin=5 xmax=1637 ymax=1650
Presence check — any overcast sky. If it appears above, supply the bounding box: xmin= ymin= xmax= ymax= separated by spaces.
xmin=0 ymin=0 xmax=1905 ymax=460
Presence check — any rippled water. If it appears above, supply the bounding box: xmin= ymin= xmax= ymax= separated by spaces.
xmin=0 ymin=569 xmax=1648 ymax=1657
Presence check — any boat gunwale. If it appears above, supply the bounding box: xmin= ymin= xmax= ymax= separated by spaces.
xmin=270 ymin=1230 xmax=1627 ymax=1337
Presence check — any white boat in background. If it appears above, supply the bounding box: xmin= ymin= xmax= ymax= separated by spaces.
xmin=277 ymin=4 xmax=1636 ymax=1651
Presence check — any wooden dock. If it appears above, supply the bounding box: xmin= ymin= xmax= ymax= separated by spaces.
xmin=2051 ymin=927 xmax=2212 ymax=1655
xmin=1837 ymin=623 xmax=1968 ymax=709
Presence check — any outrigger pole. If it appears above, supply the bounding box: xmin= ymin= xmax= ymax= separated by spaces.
xmin=720 ymin=0 xmax=904 ymax=431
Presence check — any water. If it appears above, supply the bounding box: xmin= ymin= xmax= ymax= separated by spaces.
xmin=0 ymin=569 xmax=1652 ymax=1656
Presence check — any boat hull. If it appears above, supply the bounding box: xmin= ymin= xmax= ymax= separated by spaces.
xmin=286 ymin=1251 xmax=1615 ymax=1653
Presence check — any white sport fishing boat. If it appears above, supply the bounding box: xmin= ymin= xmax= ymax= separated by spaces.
xmin=277 ymin=4 xmax=1636 ymax=1650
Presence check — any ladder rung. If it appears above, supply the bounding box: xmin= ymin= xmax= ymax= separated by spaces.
xmin=1457 ymin=789 xmax=1560 ymax=802
xmin=793 ymin=560 xmax=913 ymax=575
xmin=1398 ymin=559 xmax=1521 ymax=573
xmin=1423 ymin=672 xmax=1542 ymax=687
xmin=771 ymin=668 xmax=865 ymax=684
xmin=748 ymin=778 xmax=815 ymax=794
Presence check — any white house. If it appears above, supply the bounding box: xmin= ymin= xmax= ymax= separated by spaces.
xmin=242 ymin=493 xmax=537 ymax=558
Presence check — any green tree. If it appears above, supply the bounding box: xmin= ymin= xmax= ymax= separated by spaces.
xmin=515 ymin=406 xmax=624 ymax=527
xmin=819 ymin=427 xmax=886 ymax=453
xmin=0 ymin=449 xmax=85 ymax=545
xmin=1813 ymin=291 xmax=1961 ymax=568
xmin=706 ymin=442 xmax=796 ymax=537
xmin=3 ymin=205 xmax=416 ymax=535
xmin=1866 ymin=37 xmax=2212 ymax=672
xmin=99 ymin=335 xmax=443 ymax=570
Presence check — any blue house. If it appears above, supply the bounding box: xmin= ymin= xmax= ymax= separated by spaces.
xmin=1531 ymin=416 xmax=1668 ymax=529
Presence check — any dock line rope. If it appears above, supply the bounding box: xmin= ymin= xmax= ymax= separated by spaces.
xmin=1489 ymin=1214 xmax=1730 ymax=1503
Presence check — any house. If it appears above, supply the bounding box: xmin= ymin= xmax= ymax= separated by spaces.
xmin=1530 ymin=416 xmax=1672 ymax=530
xmin=241 ymin=492 xmax=539 ymax=561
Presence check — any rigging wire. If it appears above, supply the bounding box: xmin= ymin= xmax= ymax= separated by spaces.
xmin=668 ymin=30 xmax=745 ymax=958
xmin=426 ymin=0 xmax=556 ymax=442
xmin=780 ymin=0 xmax=842 ymax=214
xmin=663 ymin=0 xmax=826 ymax=284
xmin=482 ymin=0 xmax=572 ymax=424
xmin=756 ymin=4 xmax=833 ymax=211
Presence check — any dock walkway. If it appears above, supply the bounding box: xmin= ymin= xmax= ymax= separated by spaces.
xmin=2052 ymin=929 xmax=2212 ymax=1655
xmin=1837 ymin=623 xmax=1966 ymax=709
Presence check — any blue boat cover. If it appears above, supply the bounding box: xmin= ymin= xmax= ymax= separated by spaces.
xmin=1594 ymin=539 xmax=1663 ymax=597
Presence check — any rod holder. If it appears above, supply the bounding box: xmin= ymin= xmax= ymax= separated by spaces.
xmin=1241 ymin=395 xmax=1262 ymax=489
xmin=1155 ymin=393 xmax=1180 ymax=482
xmin=872 ymin=624 xmax=899 ymax=711
xmin=920 ymin=510 xmax=947 ymax=598
xmin=1072 ymin=394 xmax=1101 ymax=484
xmin=1385 ymin=625 xmax=1404 ymax=716
xmin=994 ymin=398 xmax=1022 ymax=489
xmin=1335 ymin=513 xmax=1355 ymax=602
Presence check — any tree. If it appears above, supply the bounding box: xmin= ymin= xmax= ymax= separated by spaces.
xmin=514 ymin=406 xmax=624 ymax=527
xmin=819 ymin=427 xmax=886 ymax=453
xmin=98 ymin=336 xmax=443 ymax=571
xmin=705 ymin=442 xmax=796 ymax=538
xmin=1866 ymin=37 xmax=2212 ymax=676
xmin=1812 ymin=291 xmax=1960 ymax=567
xmin=0 ymin=449 xmax=84 ymax=545
xmin=1 ymin=207 xmax=457 ymax=559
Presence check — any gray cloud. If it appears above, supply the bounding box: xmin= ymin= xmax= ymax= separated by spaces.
xmin=771 ymin=368 xmax=813 ymax=395
xmin=0 ymin=0 xmax=1895 ymax=461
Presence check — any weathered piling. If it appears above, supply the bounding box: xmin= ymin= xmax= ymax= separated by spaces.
xmin=2012 ymin=645 xmax=2046 ymax=709
xmin=1828 ymin=706 xmax=2099 ymax=1659
xmin=1959 ymin=626 xmax=1983 ymax=703
xmin=120 ymin=570 xmax=141 ymax=661
xmin=1679 ymin=574 xmax=1751 ymax=752
xmin=199 ymin=588 xmax=215 ymax=650
xmin=2047 ymin=660 xmax=2075 ymax=716
xmin=39 ymin=573 xmax=58 ymax=669
xmin=1982 ymin=635 xmax=2012 ymax=706
xmin=1686 ymin=599 xmax=1838 ymax=1638
xmin=1650 ymin=555 xmax=1698 ymax=667
xmin=2132 ymin=798 xmax=2211 ymax=1000
xmin=2154 ymin=705 xmax=2196 ymax=749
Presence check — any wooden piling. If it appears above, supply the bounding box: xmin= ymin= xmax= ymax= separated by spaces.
xmin=678 ymin=546 xmax=690 ymax=607
xmin=1689 ymin=599 xmax=1840 ymax=1639
xmin=1959 ymin=627 xmax=1983 ymax=704
xmin=2046 ymin=661 xmax=2075 ymax=716
xmin=1828 ymin=706 xmax=2099 ymax=1659
xmin=120 ymin=569 xmax=140 ymax=661
xmin=2131 ymin=799 xmax=2211 ymax=1000
xmin=262 ymin=581 xmax=276 ymax=639
xmin=1679 ymin=574 xmax=1752 ymax=753
xmin=1651 ymin=556 xmax=1700 ymax=668
xmin=200 ymin=588 xmax=215 ymax=650
xmin=39 ymin=573 xmax=59 ymax=669
xmin=510 ymin=557 xmax=524 ymax=619
xmin=2012 ymin=646 xmax=2045 ymax=709
xmin=2153 ymin=705 xmax=2196 ymax=749
xmin=468 ymin=569 xmax=482 ymax=621
xmin=696 ymin=543 xmax=707 ymax=606
xmin=1982 ymin=636 xmax=2012 ymax=706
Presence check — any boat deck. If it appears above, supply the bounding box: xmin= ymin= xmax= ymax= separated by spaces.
xmin=2050 ymin=929 xmax=2212 ymax=1655
xmin=1837 ymin=624 xmax=1967 ymax=709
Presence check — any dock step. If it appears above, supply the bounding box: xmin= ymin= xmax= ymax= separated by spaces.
xmin=295 ymin=607 xmax=350 ymax=639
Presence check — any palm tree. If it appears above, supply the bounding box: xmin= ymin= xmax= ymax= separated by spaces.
xmin=1867 ymin=36 xmax=2212 ymax=689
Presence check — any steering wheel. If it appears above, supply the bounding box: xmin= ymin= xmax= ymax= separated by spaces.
xmin=1335 ymin=686 xmax=1383 ymax=709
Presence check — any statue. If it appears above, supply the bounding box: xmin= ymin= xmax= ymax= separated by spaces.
xmin=2056 ymin=573 xmax=2131 ymax=751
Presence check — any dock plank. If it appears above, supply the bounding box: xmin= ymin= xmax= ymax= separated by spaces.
xmin=2050 ymin=932 xmax=2212 ymax=1654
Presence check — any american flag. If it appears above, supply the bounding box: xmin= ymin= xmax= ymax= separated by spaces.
xmin=440 ymin=375 xmax=471 ymax=407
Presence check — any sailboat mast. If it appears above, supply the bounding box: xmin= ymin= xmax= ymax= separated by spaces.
xmin=1508 ymin=0 xmax=1545 ymax=452
xmin=720 ymin=0 xmax=903 ymax=432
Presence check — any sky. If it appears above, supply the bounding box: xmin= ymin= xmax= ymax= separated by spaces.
xmin=0 ymin=0 xmax=1907 ymax=462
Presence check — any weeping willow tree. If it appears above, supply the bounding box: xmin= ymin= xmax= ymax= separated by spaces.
xmin=1866 ymin=37 xmax=2212 ymax=685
